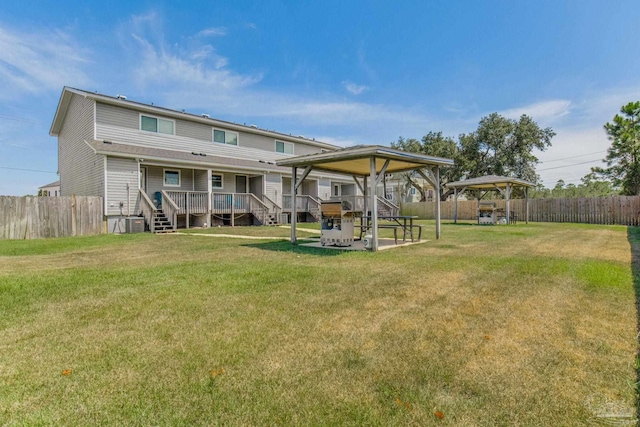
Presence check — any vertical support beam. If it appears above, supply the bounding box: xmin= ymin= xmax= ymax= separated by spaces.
xmin=363 ymin=175 xmax=368 ymax=217
xmin=186 ymin=192 xmax=190 ymax=229
xmin=434 ymin=166 xmax=441 ymax=239
xmin=207 ymin=169 xmax=212 ymax=222
xmin=231 ymin=193 xmax=235 ymax=227
xmin=505 ymin=183 xmax=511 ymax=225
xmin=525 ymin=186 xmax=529 ymax=224
xmin=453 ymin=187 xmax=458 ymax=224
xmin=369 ymin=157 xmax=379 ymax=251
xmin=290 ymin=166 xmax=297 ymax=244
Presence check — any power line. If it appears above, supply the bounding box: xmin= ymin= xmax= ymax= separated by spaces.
xmin=537 ymin=159 xmax=602 ymax=172
xmin=0 ymin=166 xmax=57 ymax=174
xmin=539 ymin=150 xmax=606 ymax=163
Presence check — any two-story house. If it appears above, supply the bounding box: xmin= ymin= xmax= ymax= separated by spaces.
xmin=50 ymin=87 xmax=395 ymax=233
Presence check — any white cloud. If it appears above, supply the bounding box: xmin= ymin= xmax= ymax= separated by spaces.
xmin=197 ymin=27 xmax=227 ymax=37
xmin=499 ymin=100 xmax=571 ymax=122
xmin=0 ymin=26 xmax=91 ymax=99
xmin=342 ymin=80 xmax=368 ymax=95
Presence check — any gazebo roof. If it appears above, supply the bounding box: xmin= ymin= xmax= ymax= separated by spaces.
xmin=446 ymin=175 xmax=535 ymax=190
xmin=276 ymin=145 xmax=454 ymax=176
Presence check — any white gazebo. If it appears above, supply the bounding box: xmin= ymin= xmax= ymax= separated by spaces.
xmin=446 ymin=175 xmax=535 ymax=224
xmin=276 ymin=145 xmax=454 ymax=251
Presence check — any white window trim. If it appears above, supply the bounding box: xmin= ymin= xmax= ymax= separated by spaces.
xmin=275 ymin=140 xmax=294 ymax=155
xmin=163 ymin=168 xmax=181 ymax=187
xmin=212 ymin=128 xmax=239 ymax=145
xmin=212 ymin=173 xmax=224 ymax=189
xmin=139 ymin=113 xmax=176 ymax=136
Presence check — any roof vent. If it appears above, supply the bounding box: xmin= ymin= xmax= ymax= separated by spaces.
xmin=250 ymin=124 xmax=258 ymax=128
xmin=116 ymin=94 xmax=127 ymax=100
xmin=201 ymin=114 xmax=210 ymax=118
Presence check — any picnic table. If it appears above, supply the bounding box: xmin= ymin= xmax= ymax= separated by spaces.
xmin=359 ymin=215 xmax=421 ymax=244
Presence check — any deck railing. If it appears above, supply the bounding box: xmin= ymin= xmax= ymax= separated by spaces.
xmin=282 ymin=194 xmax=317 ymax=212
xmin=165 ymin=191 xmax=209 ymax=215
xmin=160 ymin=191 xmax=178 ymax=231
xmin=211 ymin=192 xmax=271 ymax=224
xmin=139 ymin=190 xmax=157 ymax=233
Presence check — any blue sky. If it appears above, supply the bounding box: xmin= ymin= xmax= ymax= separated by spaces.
xmin=1 ymin=1 xmax=640 ymax=195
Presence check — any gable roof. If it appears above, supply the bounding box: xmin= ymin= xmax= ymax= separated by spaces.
xmin=49 ymin=87 xmax=340 ymax=151
xmin=38 ymin=180 xmax=60 ymax=189
xmin=276 ymin=145 xmax=454 ymax=176
xmin=446 ymin=175 xmax=535 ymax=190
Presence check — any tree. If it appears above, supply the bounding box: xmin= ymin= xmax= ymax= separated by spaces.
xmin=458 ymin=113 xmax=554 ymax=183
xmin=592 ymin=101 xmax=640 ymax=195
xmin=392 ymin=113 xmax=554 ymax=201
xmin=391 ymin=132 xmax=463 ymax=201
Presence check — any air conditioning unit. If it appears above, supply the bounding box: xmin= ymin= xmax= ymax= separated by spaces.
xmin=362 ymin=234 xmax=373 ymax=249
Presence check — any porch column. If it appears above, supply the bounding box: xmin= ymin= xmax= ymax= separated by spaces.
xmin=207 ymin=169 xmax=212 ymax=224
xmin=370 ymin=157 xmax=379 ymax=252
xmin=291 ymin=166 xmax=297 ymax=244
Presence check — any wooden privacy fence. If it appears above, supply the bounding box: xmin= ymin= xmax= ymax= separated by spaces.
xmin=402 ymin=195 xmax=640 ymax=226
xmin=0 ymin=196 xmax=104 ymax=240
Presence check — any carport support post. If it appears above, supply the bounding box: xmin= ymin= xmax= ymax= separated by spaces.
xmin=505 ymin=183 xmax=511 ymax=225
xmin=525 ymin=187 xmax=529 ymax=224
xmin=434 ymin=166 xmax=441 ymax=239
xmin=453 ymin=188 xmax=458 ymax=224
xmin=370 ymin=157 xmax=379 ymax=252
xmin=290 ymin=166 xmax=297 ymax=243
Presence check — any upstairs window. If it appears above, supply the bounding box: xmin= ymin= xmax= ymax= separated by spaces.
xmin=140 ymin=115 xmax=174 ymax=135
xmin=213 ymin=129 xmax=238 ymax=145
xmin=275 ymin=140 xmax=294 ymax=154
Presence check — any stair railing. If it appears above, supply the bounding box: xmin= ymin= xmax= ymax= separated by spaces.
xmin=161 ymin=190 xmax=179 ymax=231
xmin=139 ymin=190 xmax=157 ymax=233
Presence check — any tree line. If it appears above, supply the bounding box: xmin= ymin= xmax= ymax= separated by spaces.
xmin=391 ymin=101 xmax=639 ymax=200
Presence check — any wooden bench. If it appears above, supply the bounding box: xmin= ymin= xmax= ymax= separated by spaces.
xmin=359 ymin=224 xmax=402 ymax=244
xmin=410 ymin=225 xmax=423 ymax=241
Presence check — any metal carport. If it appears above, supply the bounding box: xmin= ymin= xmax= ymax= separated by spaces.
xmin=446 ymin=175 xmax=535 ymax=224
xmin=276 ymin=145 xmax=454 ymax=251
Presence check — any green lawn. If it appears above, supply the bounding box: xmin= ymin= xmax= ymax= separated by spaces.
xmin=0 ymin=222 xmax=637 ymax=426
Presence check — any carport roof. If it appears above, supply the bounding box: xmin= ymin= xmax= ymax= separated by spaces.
xmin=446 ymin=175 xmax=535 ymax=190
xmin=276 ymin=145 xmax=454 ymax=176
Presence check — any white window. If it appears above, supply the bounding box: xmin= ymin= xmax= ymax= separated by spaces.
xmin=140 ymin=115 xmax=175 ymax=135
xmin=275 ymin=140 xmax=294 ymax=154
xmin=212 ymin=173 xmax=223 ymax=189
xmin=164 ymin=169 xmax=181 ymax=187
xmin=213 ymin=128 xmax=238 ymax=145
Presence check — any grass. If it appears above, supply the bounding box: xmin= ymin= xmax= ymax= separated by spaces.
xmin=0 ymin=222 xmax=637 ymax=426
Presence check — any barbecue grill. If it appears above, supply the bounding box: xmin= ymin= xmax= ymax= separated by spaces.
xmin=320 ymin=200 xmax=359 ymax=246
xmin=478 ymin=201 xmax=496 ymax=225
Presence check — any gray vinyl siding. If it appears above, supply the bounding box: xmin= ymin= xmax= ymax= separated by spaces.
xmin=265 ymin=173 xmax=282 ymax=207
xmin=95 ymin=102 xmax=328 ymax=162
xmin=318 ymin=179 xmax=332 ymax=200
xmin=193 ymin=169 xmax=209 ymax=192
xmin=210 ymin=172 xmax=235 ymax=193
xmin=105 ymin=157 xmax=139 ymax=216
xmin=145 ymin=165 xmax=195 ymax=195
xmin=58 ymin=94 xmax=103 ymax=197
xmin=302 ymin=179 xmax=318 ymax=197
xmin=249 ymin=175 xmax=262 ymax=196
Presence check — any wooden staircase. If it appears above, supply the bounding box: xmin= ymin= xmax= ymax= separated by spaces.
xmin=263 ymin=212 xmax=279 ymax=225
xmin=152 ymin=209 xmax=176 ymax=234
